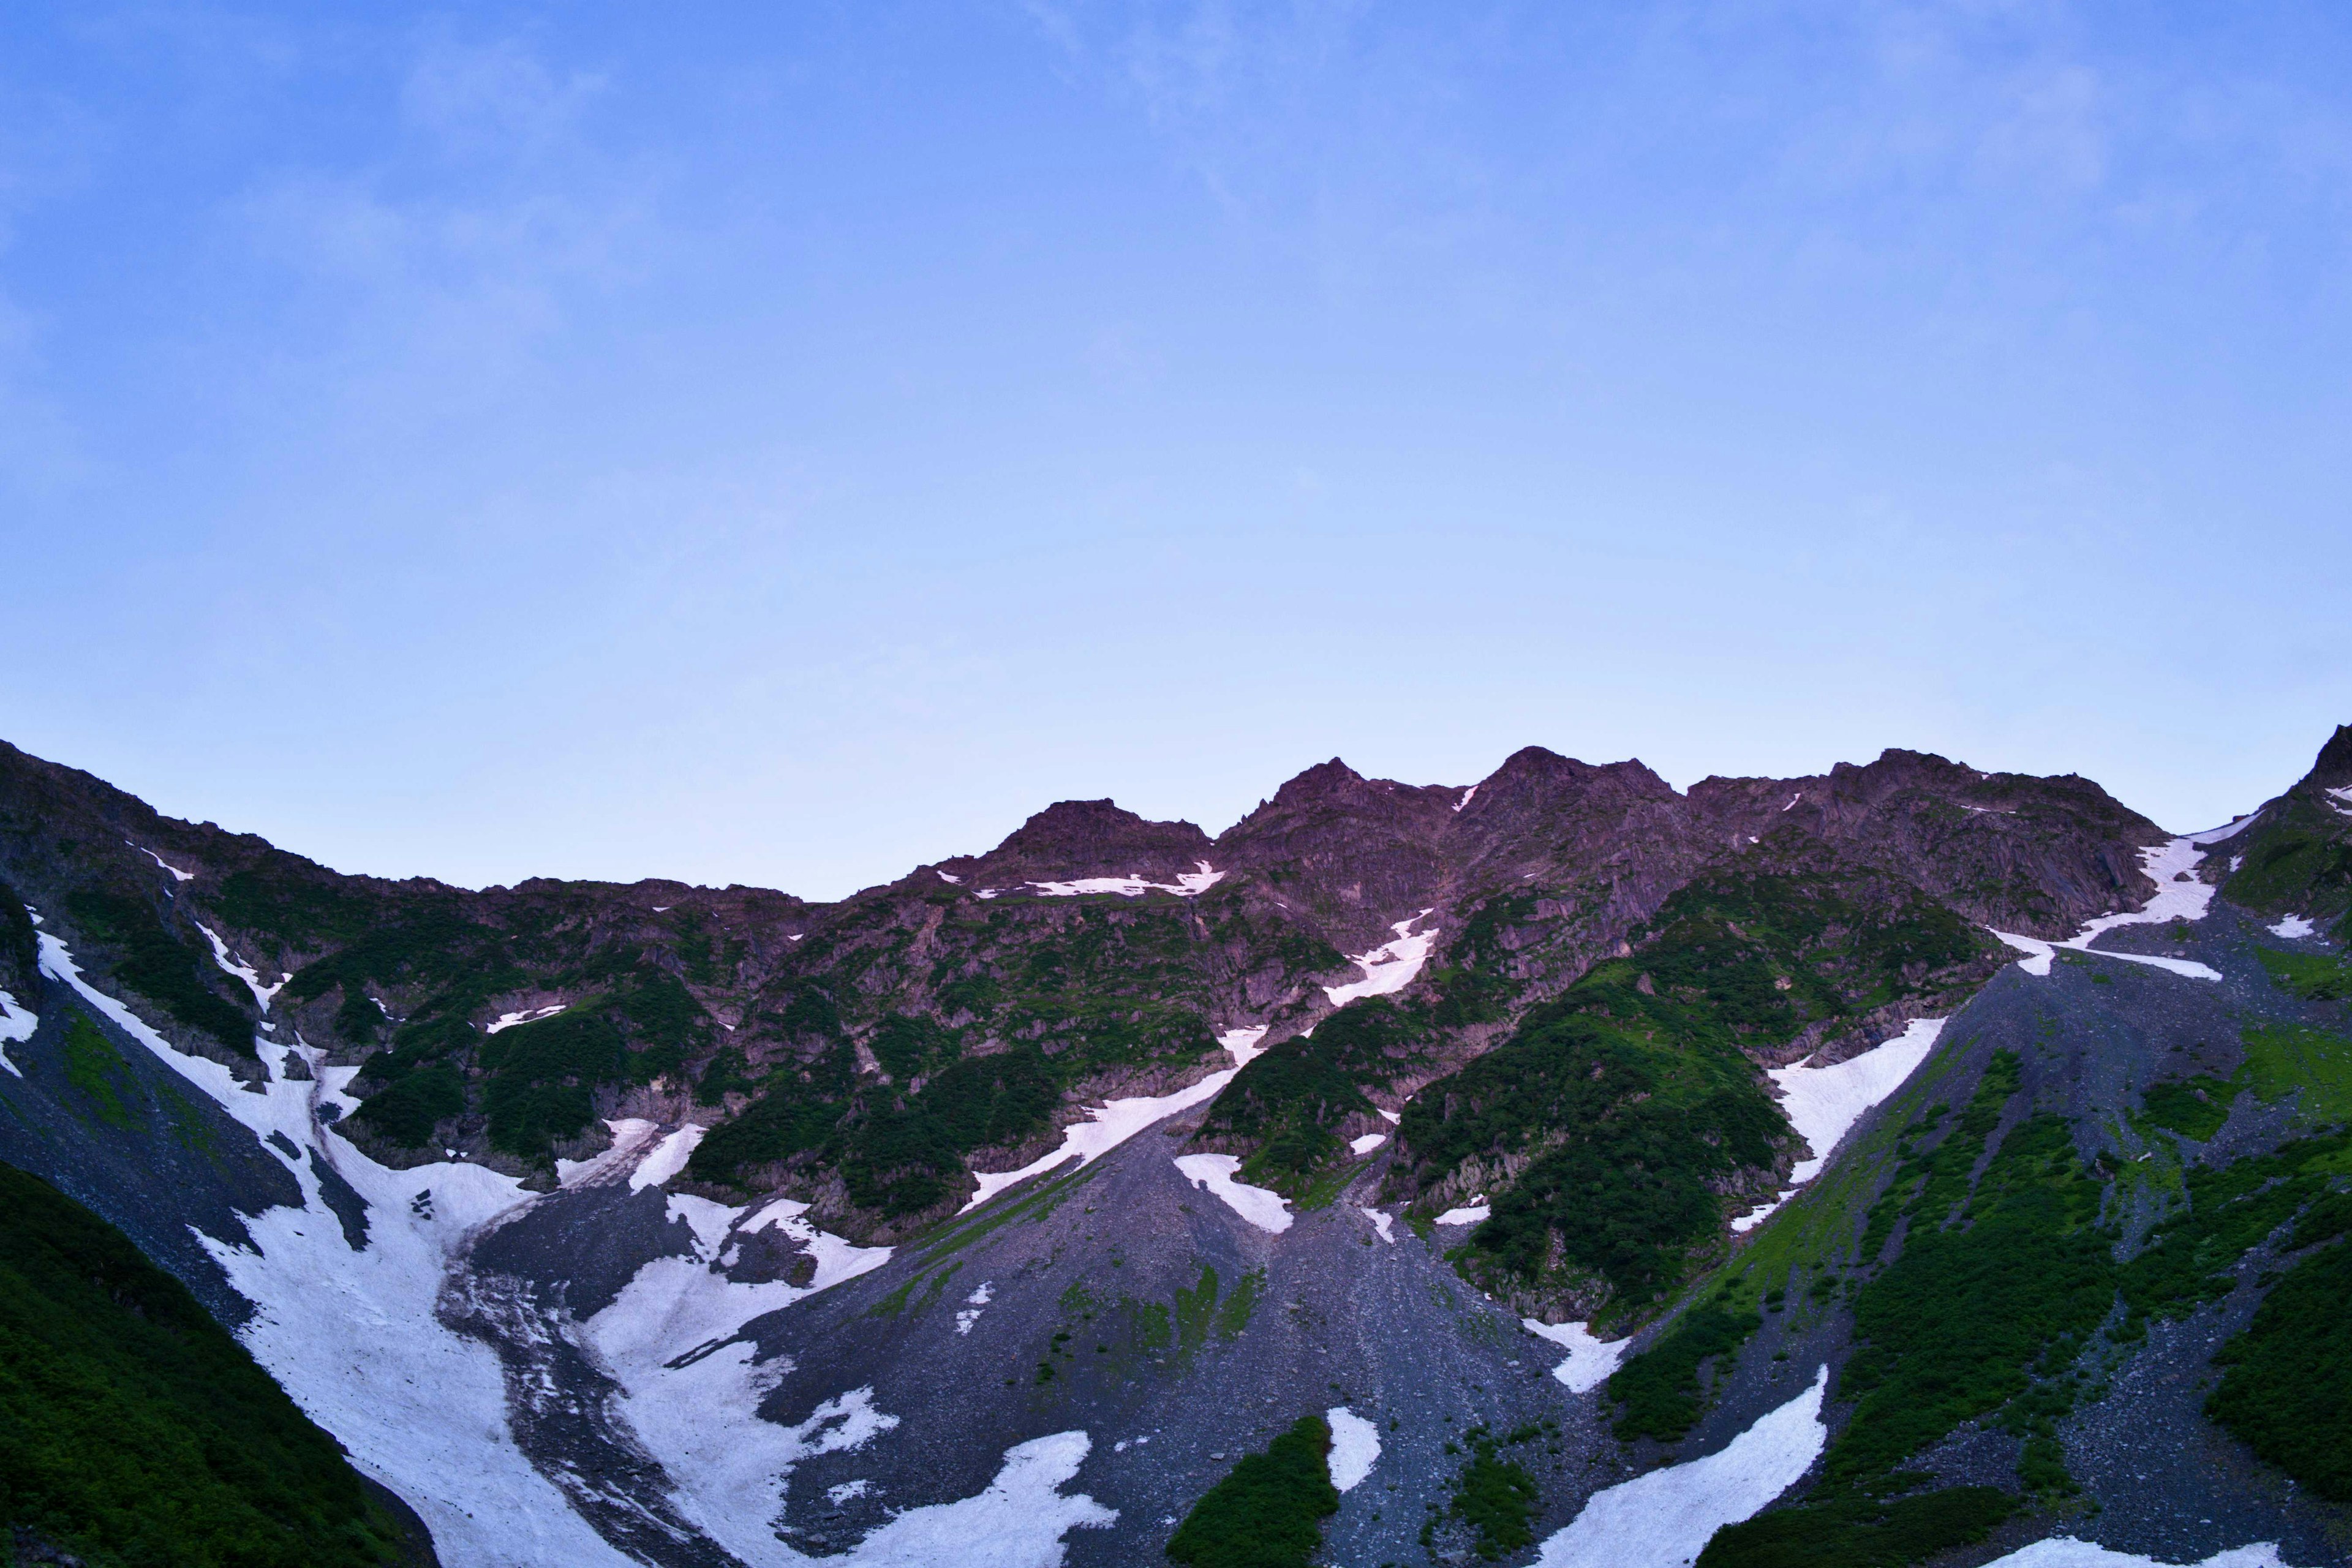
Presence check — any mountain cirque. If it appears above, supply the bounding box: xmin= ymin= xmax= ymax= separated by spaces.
xmin=0 ymin=730 xmax=2346 ymax=1567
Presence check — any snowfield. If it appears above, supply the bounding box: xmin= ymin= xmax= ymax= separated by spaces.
xmin=1978 ymin=1542 xmax=2286 ymax=1568
xmin=1323 ymin=912 xmax=1438 ymax=1007
xmin=1172 ymin=1153 xmax=1293 ymax=1233
xmin=1325 ymin=1407 xmax=1381 ymax=1491
xmin=1025 ymin=861 xmax=1226 ymax=899
xmin=962 ymin=1028 xmax=1270 ymax=1213
xmin=1520 ymin=1319 xmax=1627 ymax=1393
xmin=1991 ymin=835 xmax=2225 ymax=982
xmin=1534 ymin=1366 xmax=1828 ymax=1567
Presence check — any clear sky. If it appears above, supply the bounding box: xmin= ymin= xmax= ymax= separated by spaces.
xmin=4 ymin=3 xmax=2349 ymax=900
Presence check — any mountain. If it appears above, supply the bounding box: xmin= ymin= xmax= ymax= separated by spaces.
xmin=0 ymin=731 xmax=2344 ymax=1567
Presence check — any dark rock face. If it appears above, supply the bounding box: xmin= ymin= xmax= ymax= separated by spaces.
xmin=953 ymin=799 xmax=1215 ymax=889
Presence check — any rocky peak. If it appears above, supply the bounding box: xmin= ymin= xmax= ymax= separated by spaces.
xmin=962 ymin=799 xmax=1213 ymax=886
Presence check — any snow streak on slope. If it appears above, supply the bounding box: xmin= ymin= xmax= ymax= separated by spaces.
xmin=1728 ymin=1017 xmax=1944 ymax=1232
xmin=0 ymin=986 xmax=33 ymax=1075
xmin=127 ymin=842 xmax=195 ymax=881
xmin=197 ymin=923 xmax=286 ymax=1011
xmin=39 ymin=922 xmax=638 ymax=1566
xmin=2268 ymin=914 xmax=2315 ymax=939
xmin=1979 ymin=1542 xmax=2286 ymax=1568
xmin=1325 ymin=1408 xmax=1381 ymax=1491
xmin=1991 ymin=836 xmax=2223 ymax=982
xmin=1519 ymin=1319 xmax=1628 ymax=1393
xmin=1025 ymin=861 xmax=1226 ymax=898
xmin=1533 ymin=1366 xmax=1828 ymax=1567
xmin=960 ymin=1028 xmax=1269 ymax=1213
xmin=1173 ymin=1153 xmax=1292 ymax=1233
xmin=1324 ymin=912 xmax=1438 ymax=1007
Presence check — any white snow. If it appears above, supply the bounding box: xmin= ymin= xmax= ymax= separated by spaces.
xmin=1728 ymin=1197 xmax=1789 ymax=1234
xmin=1456 ymin=785 xmax=1478 ymax=812
xmin=956 ymin=1281 xmax=995 ymax=1335
xmin=197 ymin=924 xmax=285 ymax=1012
xmin=936 ymin=870 xmax=962 ymax=884
xmin=486 ymin=1005 xmax=567 ymax=1033
xmin=127 ymin=842 xmax=195 ymax=881
xmin=630 ymin=1123 xmax=708 ymax=1190
xmin=1434 ymin=1204 xmax=1490 ymax=1226
xmin=835 ymin=1431 xmax=1115 ymax=1567
xmin=1975 ymin=1540 xmax=2285 ymax=1568
xmin=1325 ymin=1407 xmax=1381 ymax=1491
xmin=2328 ymin=786 xmax=2352 ymax=819
xmin=1772 ymin=1019 xmax=1944 ymax=1187
xmin=1349 ymin=1131 xmax=1389 ymax=1155
xmin=2269 ymin=914 xmax=2316 ymax=939
xmin=1379 ymin=1108 xmax=1401 ymax=1124
xmin=959 ymin=1028 xmax=1269 ymax=1213
xmin=1026 ymin=861 xmax=1226 ymax=899
xmin=829 ymin=1480 xmax=874 ymax=1503
xmin=1174 ymin=1153 xmax=1292 ymax=1234
xmin=0 ymin=986 xmax=34 ymax=1076
xmin=1781 ymin=793 xmax=1802 ymax=812
xmin=1360 ymin=1206 xmax=1396 ymax=1243
xmin=1520 ymin=1319 xmax=1629 ymax=1393
xmin=556 ymin=1118 xmax=662 ymax=1187
xmin=1323 ymin=911 xmax=1438 ymax=1008
xmin=1532 ymin=1365 xmax=1828 ymax=1567
xmin=737 ymin=1197 xmax=895 ymax=1287
xmin=1990 ymin=835 xmax=2224 ymax=984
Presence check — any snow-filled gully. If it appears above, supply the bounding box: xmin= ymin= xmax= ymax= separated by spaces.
xmin=31 ymin=920 xmax=1117 ymax=1567
xmin=1991 ymin=829 xmax=2242 ymax=984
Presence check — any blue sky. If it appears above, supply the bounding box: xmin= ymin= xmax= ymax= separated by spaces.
xmin=4 ymin=3 xmax=2349 ymax=899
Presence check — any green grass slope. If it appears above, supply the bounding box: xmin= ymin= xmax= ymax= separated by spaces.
xmin=0 ymin=1163 xmax=431 ymax=1567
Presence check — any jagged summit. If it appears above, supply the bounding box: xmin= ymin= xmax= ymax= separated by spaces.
xmin=957 ymin=797 xmax=1214 ymax=885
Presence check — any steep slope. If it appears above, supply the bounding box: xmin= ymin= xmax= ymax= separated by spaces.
xmin=6 ymin=729 xmax=2328 ymax=1568
xmin=0 ymin=1161 xmax=435 ymax=1567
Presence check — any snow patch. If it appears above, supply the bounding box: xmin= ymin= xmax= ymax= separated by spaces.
xmin=1455 ymin=785 xmax=1477 ymax=812
xmin=127 ymin=842 xmax=195 ymax=881
xmin=1360 ymin=1207 xmax=1395 ymax=1243
xmin=1349 ymin=1131 xmax=1388 ymax=1155
xmin=630 ymin=1123 xmax=708 ymax=1191
xmin=1520 ymin=1319 xmax=1628 ymax=1393
xmin=1378 ymin=1108 xmax=1400 ymax=1125
xmin=738 ymin=1198 xmax=895 ymax=1289
xmin=1174 ymin=1153 xmax=1292 ymax=1234
xmin=1990 ymin=836 xmax=2224 ymax=984
xmin=1434 ymin=1204 xmax=1490 ymax=1227
xmin=556 ymin=1118 xmax=662 ymax=1187
xmin=956 ymin=1281 xmax=995 ymax=1335
xmin=936 ymin=870 xmax=962 ymax=884
xmin=1773 ymin=1019 xmax=1943 ymax=1187
xmin=0 ymin=986 xmax=34 ymax=1076
xmin=1324 ymin=912 xmax=1438 ymax=1008
xmin=959 ymin=1028 xmax=1268 ymax=1213
xmin=2269 ymin=914 xmax=2316 ymax=940
xmin=1533 ymin=1365 xmax=1828 ymax=1567
xmin=197 ymin=924 xmax=285 ymax=1012
xmin=1325 ymin=1407 xmax=1381 ymax=1491
xmin=2327 ymin=786 xmax=2352 ymax=819
xmin=835 ymin=1430 xmax=1115 ymax=1566
xmin=1977 ymin=1540 xmax=2285 ymax=1568
xmin=1027 ymin=861 xmax=1225 ymax=899
xmin=487 ymin=1005 xmax=567 ymax=1034
xmin=1781 ymin=793 xmax=1802 ymax=812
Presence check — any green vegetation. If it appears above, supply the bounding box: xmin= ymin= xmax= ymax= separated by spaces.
xmin=62 ymin=1014 xmax=137 ymax=1128
xmin=0 ymin=1162 xmax=419 ymax=1566
xmin=2116 ymin=1132 xmax=2351 ymax=1336
xmin=1400 ymin=847 xmax=1994 ymax=1322
xmin=2256 ymin=946 xmax=2352 ymax=1003
xmin=2223 ymin=802 xmax=2352 ymax=926
xmin=1197 ymin=1001 xmax=1435 ymax=1195
xmin=2134 ymin=1075 xmax=2236 ymax=1142
xmin=2237 ymin=1022 xmax=2352 ymax=1122
xmin=1716 ymin=1053 xmax=2113 ymax=1567
xmin=2206 ymin=1205 xmax=2352 ymax=1501
xmin=1442 ymin=1425 xmax=1542 ymax=1561
xmin=1697 ymin=1482 xmax=2013 ymax=1568
xmin=1165 ymin=1416 xmax=1338 ymax=1568
xmin=1605 ymin=1292 xmax=1763 ymax=1441
xmin=1403 ymin=1004 xmax=1783 ymax=1316
xmin=64 ymin=891 xmax=253 ymax=1057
